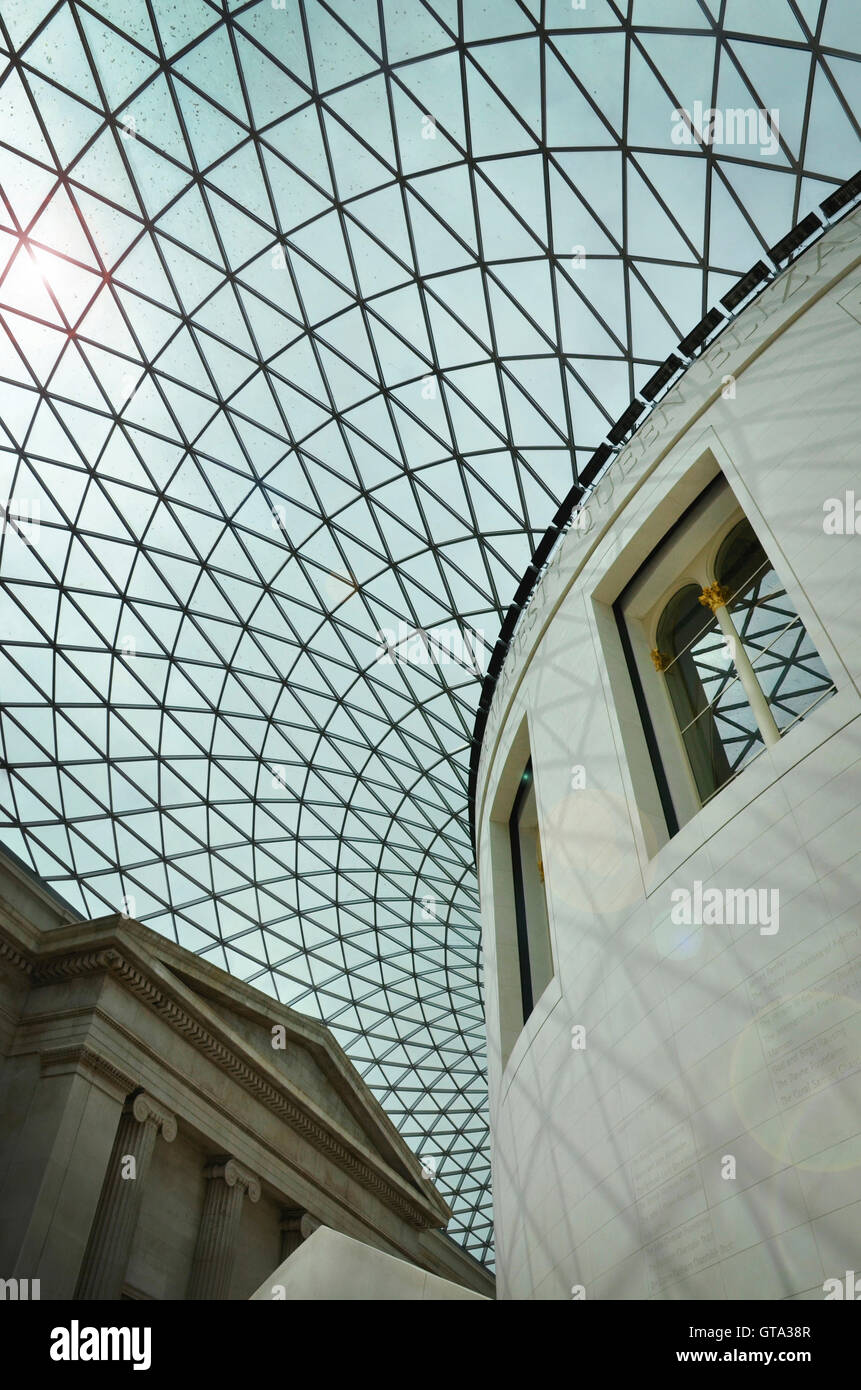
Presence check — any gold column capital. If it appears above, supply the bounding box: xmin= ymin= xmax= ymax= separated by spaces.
xmin=650 ymin=648 xmax=670 ymax=672
xmin=698 ymin=582 xmax=731 ymax=613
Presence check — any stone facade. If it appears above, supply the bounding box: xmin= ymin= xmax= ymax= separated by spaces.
xmin=0 ymin=849 xmax=493 ymax=1300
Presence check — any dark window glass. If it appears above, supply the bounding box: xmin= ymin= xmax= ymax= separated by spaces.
xmin=508 ymin=761 xmax=553 ymax=1024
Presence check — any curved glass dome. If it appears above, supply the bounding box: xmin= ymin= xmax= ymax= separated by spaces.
xmin=0 ymin=0 xmax=859 ymax=1263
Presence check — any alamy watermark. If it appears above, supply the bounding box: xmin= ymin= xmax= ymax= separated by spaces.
xmin=823 ymin=491 xmax=861 ymax=534
xmin=670 ymin=880 xmax=779 ymax=935
xmin=1 ymin=500 xmax=40 ymax=541
xmin=0 ymin=1277 xmax=40 ymax=1299
xmin=671 ymin=103 xmax=780 ymax=157
xmin=376 ymin=621 xmax=486 ymax=674
xmin=50 ymin=1322 xmax=151 ymax=1370
xmin=824 ymin=1271 xmax=861 ymax=1299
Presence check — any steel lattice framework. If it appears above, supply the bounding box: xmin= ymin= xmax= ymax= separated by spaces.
xmin=0 ymin=0 xmax=859 ymax=1263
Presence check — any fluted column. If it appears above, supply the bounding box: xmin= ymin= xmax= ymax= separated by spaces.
xmin=279 ymin=1208 xmax=304 ymax=1263
xmin=187 ymin=1158 xmax=261 ymax=1300
xmin=76 ymin=1091 xmax=177 ymax=1300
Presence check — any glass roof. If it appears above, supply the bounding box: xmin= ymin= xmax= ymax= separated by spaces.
xmin=0 ymin=0 xmax=858 ymax=1265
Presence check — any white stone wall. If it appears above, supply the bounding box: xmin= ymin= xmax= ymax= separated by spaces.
xmin=250 ymin=1225 xmax=489 ymax=1300
xmin=476 ymin=215 xmax=861 ymax=1300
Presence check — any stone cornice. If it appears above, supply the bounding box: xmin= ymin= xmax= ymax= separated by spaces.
xmin=39 ymin=1043 xmax=136 ymax=1099
xmin=135 ymin=925 xmax=419 ymax=1179
xmin=0 ymin=932 xmax=32 ymax=975
xmin=29 ymin=941 xmax=448 ymax=1230
xmin=44 ymin=911 xmax=426 ymax=1186
xmin=98 ymin=913 xmax=434 ymax=1200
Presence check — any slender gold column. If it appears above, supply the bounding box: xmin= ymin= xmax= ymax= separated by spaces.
xmin=698 ymin=582 xmax=781 ymax=747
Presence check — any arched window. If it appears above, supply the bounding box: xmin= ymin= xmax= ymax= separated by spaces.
xmin=654 ymin=517 xmax=836 ymax=806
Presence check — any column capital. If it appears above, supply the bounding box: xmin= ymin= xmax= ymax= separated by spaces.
xmin=129 ymin=1091 xmax=177 ymax=1143
xmin=204 ymin=1157 xmax=261 ymax=1203
xmin=278 ymin=1209 xmax=320 ymax=1238
xmin=278 ymin=1208 xmax=318 ymax=1262
xmin=698 ymin=582 xmax=731 ymax=613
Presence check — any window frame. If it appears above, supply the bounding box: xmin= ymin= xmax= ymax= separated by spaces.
xmin=487 ymin=719 xmax=558 ymax=1069
xmin=508 ymin=758 xmax=546 ymax=1024
xmin=616 ymin=475 xmax=837 ymax=835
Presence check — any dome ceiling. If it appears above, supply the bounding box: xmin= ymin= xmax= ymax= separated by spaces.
xmin=0 ymin=0 xmax=859 ymax=1263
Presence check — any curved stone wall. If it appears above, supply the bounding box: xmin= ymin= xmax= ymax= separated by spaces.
xmin=476 ymin=209 xmax=861 ymax=1300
